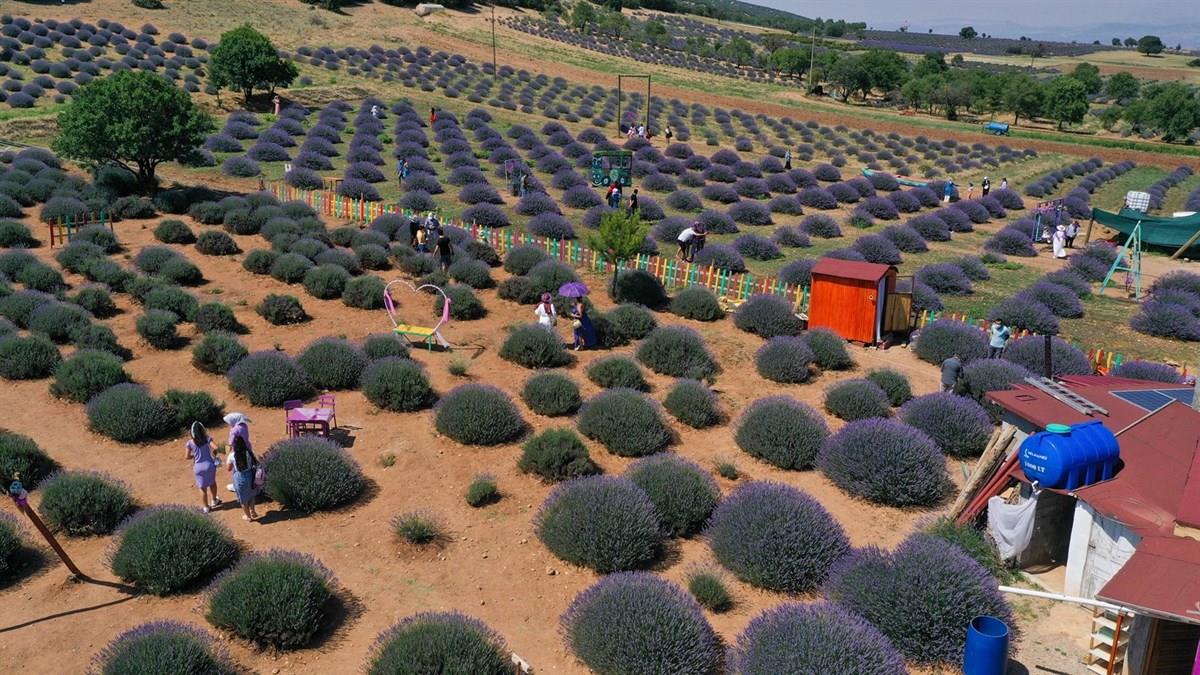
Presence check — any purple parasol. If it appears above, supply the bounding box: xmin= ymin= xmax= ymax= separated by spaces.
xmin=558 ymin=282 xmax=590 ymax=298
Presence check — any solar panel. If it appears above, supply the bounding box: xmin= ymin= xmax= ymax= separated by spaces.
xmin=1112 ymin=390 xmax=1173 ymax=411
xmin=1162 ymin=389 xmax=1195 ymax=406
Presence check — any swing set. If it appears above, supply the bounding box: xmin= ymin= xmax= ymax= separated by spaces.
xmin=383 ymin=280 xmax=454 ymax=351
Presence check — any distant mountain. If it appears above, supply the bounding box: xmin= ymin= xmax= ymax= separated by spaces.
xmin=917 ymin=19 xmax=1200 ymax=50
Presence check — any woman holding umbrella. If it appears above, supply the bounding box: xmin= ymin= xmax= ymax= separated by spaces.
xmin=559 ymin=282 xmax=596 ymax=351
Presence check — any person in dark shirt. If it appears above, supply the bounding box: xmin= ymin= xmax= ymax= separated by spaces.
xmin=408 ymin=216 xmax=421 ymax=248
xmin=435 ymin=228 xmax=453 ymax=273
xmin=627 ymin=188 xmax=639 ymax=216
xmin=941 ymin=353 xmax=963 ymax=393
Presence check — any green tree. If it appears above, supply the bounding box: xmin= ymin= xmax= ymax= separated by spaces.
xmin=643 ymin=19 xmax=667 ymax=46
xmin=770 ymin=47 xmax=808 ymax=77
xmin=1140 ymin=82 xmax=1200 ymax=141
xmin=53 ymin=71 xmax=213 ymax=193
xmin=1042 ymin=77 xmax=1090 ymax=130
xmin=912 ymin=51 xmax=948 ymax=79
xmin=860 ymin=49 xmax=909 ymax=94
xmin=1124 ymin=37 xmax=1137 ymax=47
xmin=570 ymin=1 xmax=596 ymax=30
xmin=901 ymin=75 xmax=937 ymax=113
xmin=209 ymin=25 xmax=298 ymax=103
xmin=1098 ymin=105 xmax=1124 ymax=130
xmin=1111 ymin=37 xmax=1121 ymax=47
xmin=1137 ymin=35 xmax=1165 ymax=55
xmin=1070 ymin=62 xmax=1103 ymax=95
xmin=1003 ymin=73 xmax=1043 ymax=124
xmin=586 ymin=210 xmax=648 ymax=295
xmin=719 ymin=36 xmax=755 ymax=66
xmin=1105 ymin=71 xmax=1140 ymax=102
xmin=959 ymin=26 xmax=977 ymax=40
xmin=828 ymin=54 xmax=869 ymax=99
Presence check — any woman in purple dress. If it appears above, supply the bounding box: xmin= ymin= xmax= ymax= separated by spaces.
xmin=185 ymin=422 xmax=221 ymax=512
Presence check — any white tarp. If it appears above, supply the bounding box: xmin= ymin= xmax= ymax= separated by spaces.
xmin=988 ymin=493 xmax=1039 ymax=560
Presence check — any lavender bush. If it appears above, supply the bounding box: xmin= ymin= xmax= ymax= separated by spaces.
xmin=1003 ymin=335 xmax=1092 ymax=375
xmin=823 ymin=379 xmax=892 ymax=421
xmin=825 ymin=534 xmax=1013 ymax=664
xmin=562 ymin=572 xmax=720 ymax=675
xmin=626 ymin=455 xmax=719 ymax=537
xmin=92 ymin=621 xmax=235 ymax=675
xmin=535 ymin=476 xmax=664 ymax=572
xmin=728 ymin=603 xmax=906 ymax=675
xmin=987 ymin=297 xmax=1060 ymax=335
xmin=900 ymin=392 xmax=992 ymax=457
xmin=706 ymin=481 xmax=849 ymax=592
xmin=735 ymin=396 xmax=828 ymax=470
xmin=1109 ymin=360 xmax=1183 ymax=383
xmin=755 ymin=336 xmax=814 ymax=383
xmin=914 ymin=318 xmax=988 ymax=364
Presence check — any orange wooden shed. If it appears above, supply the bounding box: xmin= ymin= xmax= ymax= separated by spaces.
xmin=807 ymin=259 xmax=901 ymax=344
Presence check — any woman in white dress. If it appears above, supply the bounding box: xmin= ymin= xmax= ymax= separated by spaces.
xmin=1052 ymin=224 xmax=1068 ymax=259
xmin=535 ymin=292 xmax=557 ymax=331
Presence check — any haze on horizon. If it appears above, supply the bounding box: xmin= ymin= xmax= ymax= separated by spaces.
xmin=749 ymin=0 xmax=1196 ymax=35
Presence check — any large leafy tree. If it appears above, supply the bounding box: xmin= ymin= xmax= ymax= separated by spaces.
xmin=1069 ymin=63 xmax=1103 ymax=95
xmin=53 ymin=71 xmax=213 ymax=192
xmin=959 ymin=26 xmax=977 ymax=40
xmin=1105 ymin=72 xmax=1140 ymax=103
xmin=1137 ymin=35 xmax=1165 ymax=55
xmin=1002 ymin=74 xmax=1043 ymax=124
xmin=209 ymin=25 xmax=298 ymax=102
xmin=1042 ymin=77 xmax=1090 ymax=130
xmin=1139 ymin=82 xmax=1200 ymax=141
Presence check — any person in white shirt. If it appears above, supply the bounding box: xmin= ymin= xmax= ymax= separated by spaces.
xmin=534 ymin=293 xmax=557 ymax=331
xmin=677 ymin=225 xmax=697 ymax=261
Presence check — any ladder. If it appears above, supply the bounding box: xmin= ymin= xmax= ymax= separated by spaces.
xmin=1100 ymin=221 xmax=1142 ymax=300
xmin=1024 ymin=377 xmax=1110 ymax=416
xmin=1086 ymin=608 xmax=1128 ymax=675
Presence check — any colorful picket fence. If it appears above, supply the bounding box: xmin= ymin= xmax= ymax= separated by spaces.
xmin=267 ymin=182 xmax=1190 ymax=378
xmin=915 ymin=310 xmax=1191 ymax=379
xmin=266 ymin=182 xmax=811 ymax=306
xmin=48 ymin=212 xmax=112 ymax=248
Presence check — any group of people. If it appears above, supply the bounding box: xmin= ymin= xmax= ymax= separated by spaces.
xmin=945 ymin=177 xmax=1008 ymax=203
xmin=939 ymin=319 xmax=1013 ymax=392
xmin=185 ymin=412 xmax=261 ymax=521
xmin=605 ymin=184 xmax=639 ymax=215
xmin=404 ymin=213 xmax=455 ymax=271
xmin=1051 ymin=221 xmax=1082 ymax=259
xmin=626 ymin=124 xmax=648 ymax=140
xmin=534 ymin=292 xmax=596 ymax=350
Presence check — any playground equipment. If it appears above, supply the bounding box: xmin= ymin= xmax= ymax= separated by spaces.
xmin=1033 ymin=200 xmax=1068 ymax=243
xmin=983 ymin=121 xmax=1011 ymax=136
xmin=1096 ymin=191 xmax=1153 ymax=298
xmin=590 ymin=150 xmax=633 ymax=188
xmin=383 ymin=280 xmax=454 ymax=351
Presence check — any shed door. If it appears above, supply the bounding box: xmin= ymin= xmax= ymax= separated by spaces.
xmin=1080 ymin=513 xmax=1140 ymax=599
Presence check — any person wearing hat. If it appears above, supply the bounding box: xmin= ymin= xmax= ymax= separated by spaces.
xmin=988 ymin=319 xmax=1011 ymax=359
xmin=535 ymin=292 xmax=557 ymax=331
xmin=185 ymin=422 xmax=221 ymax=513
xmin=1052 ymin=224 xmax=1068 ymax=259
xmin=223 ymin=413 xmax=260 ymax=521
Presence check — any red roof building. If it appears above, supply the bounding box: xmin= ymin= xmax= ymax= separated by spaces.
xmin=978 ymin=375 xmax=1200 ymax=674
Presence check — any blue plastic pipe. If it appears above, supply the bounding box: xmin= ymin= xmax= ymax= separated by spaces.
xmin=963 ymin=615 xmax=1010 ymax=675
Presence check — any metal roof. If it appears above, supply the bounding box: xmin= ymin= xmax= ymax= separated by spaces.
xmin=810 ymin=258 xmax=896 ymax=283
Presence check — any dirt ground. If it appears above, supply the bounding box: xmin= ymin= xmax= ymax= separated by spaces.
xmin=0 ymin=205 xmax=1086 ymax=674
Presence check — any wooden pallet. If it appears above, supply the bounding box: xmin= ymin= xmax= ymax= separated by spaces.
xmin=1085 ymin=608 xmax=1128 ymax=675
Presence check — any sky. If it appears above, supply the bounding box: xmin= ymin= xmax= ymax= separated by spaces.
xmin=749 ymin=0 xmax=1198 ymax=36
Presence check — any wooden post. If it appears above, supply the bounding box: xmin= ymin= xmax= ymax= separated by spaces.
xmin=1043 ymin=334 xmax=1054 ymax=379
xmin=1170 ymin=227 xmax=1200 ymax=261
xmin=1083 ymin=216 xmax=1095 ymax=245
xmin=9 ymin=479 xmax=85 ymax=578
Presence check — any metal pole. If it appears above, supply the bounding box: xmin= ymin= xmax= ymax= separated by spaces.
xmin=997 ymin=585 xmax=1129 ymax=613
xmin=617 ymin=75 xmax=622 ymax=139
xmin=808 ymin=26 xmax=816 ymax=91
xmin=491 ymin=3 xmax=497 ymax=82
xmin=645 ymin=74 xmax=651 ymax=138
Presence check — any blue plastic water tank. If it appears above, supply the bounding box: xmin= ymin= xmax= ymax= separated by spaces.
xmin=1019 ymin=420 xmax=1119 ymax=490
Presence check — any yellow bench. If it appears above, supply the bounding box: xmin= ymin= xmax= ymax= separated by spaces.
xmin=393 ymin=324 xmax=438 ymax=351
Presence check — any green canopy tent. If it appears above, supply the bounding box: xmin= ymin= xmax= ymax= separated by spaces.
xmin=1090 ymin=207 xmax=1200 ymax=259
